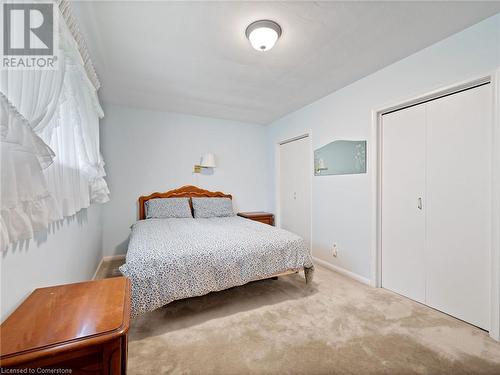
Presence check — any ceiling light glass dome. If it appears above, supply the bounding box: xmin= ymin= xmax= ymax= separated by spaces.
xmin=245 ymin=20 xmax=282 ymax=52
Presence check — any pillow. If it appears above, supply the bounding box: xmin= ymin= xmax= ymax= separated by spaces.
xmin=145 ymin=198 xmax=192 ymax=219
xmin=192 ymin=197 xmax=235 ymax=218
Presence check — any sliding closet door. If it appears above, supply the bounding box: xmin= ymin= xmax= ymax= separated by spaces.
xmin=425 ymin=84 xmax=491 ymax=330
xmin=279 ymin=136 xmax=311 ymax=248
xmin=381 ymin=105 xmax=426 ymax=303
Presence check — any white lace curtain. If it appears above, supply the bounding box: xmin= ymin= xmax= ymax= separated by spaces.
xmin=0 ymin=0 xmax=109 ymax=250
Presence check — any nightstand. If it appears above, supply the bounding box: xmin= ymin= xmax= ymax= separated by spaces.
xmin=237 ymin=211 xmax=274 ymax=226
xmin=0 ymin=277 xmax=131 ymax=374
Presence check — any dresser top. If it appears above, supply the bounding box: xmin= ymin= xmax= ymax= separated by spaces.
xmin=237 ymin=211 xmax=274 ymax=218
xmin=0 ymin=277 xmax=130 ymax=361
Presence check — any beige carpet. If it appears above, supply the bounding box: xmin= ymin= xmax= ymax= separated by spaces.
xmin=97 ymin=260 xmax=500 ymax=374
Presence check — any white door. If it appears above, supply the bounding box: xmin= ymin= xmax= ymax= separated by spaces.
xmin=381 ymin=104 xmax=427 ymax=304
xmin=425 ymin=84 xmax=491 ymax=330
xmin=381 ymin=83 xmax=492 ymax=330
xmin=279 ymin=136 xmax=311 ymax=248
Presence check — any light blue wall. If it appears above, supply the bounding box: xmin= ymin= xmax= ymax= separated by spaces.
xmin=267 ymin=14 xmax=500 ymax=280
xmin=1 ymin=205 xmax=103 ymax=321
xmin=100 ymin=104 xmax=270 ymax=256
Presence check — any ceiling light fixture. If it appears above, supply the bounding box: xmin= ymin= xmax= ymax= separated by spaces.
xmin=245 ymin=20 xmax=282 ymax=52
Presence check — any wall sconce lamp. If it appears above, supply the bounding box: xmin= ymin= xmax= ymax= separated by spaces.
xmin=194 ymin=153 xmax=216 ymax=173
xmin=315 ymin=158 xmax=328 ymax=174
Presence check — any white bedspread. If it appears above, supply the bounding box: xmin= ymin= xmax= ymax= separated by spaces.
xmin=120 ymin=217 xmax=313 ymax=316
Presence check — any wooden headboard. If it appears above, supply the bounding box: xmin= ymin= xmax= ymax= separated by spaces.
xmin=138 ymin=185 xmax=232 ymax=220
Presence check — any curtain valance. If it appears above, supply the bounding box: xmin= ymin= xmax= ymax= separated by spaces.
xmin=56 ymin=0 xmax=101 ymax=90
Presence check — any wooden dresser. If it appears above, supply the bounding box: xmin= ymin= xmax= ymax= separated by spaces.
xmin=0 ymin=277 xmax=131 ymax=374
xmin=237 ymin=211 xmax=274 ymax=226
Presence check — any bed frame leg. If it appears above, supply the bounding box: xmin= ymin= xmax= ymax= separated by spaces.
xmin=304 ymin=267 xmax=314 ymax=284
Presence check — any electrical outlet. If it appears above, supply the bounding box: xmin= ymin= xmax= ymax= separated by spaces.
xmin=332 ymin=243 xmax=338 ymax=257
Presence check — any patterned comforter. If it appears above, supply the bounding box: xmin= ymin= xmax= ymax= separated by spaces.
xmin=120 ymin=216 xmax=314 ymax=316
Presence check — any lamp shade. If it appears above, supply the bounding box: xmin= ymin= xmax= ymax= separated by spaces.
xmin=200 ymin=153 xmax=216 ymax=168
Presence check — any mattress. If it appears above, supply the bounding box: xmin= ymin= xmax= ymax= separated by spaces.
xmin=120 ymin=216 xmax=313 ymax=316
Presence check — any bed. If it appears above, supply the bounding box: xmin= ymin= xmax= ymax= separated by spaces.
xmin=120 ymin=185 xmax=314 ymax=316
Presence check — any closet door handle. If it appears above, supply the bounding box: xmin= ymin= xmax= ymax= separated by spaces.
xmin=417 ymin=197 xmax=423 ymax=210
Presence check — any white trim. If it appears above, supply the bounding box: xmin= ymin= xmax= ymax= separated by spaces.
xmin=379 ymin=77 xmax=490 ymax=116
xmin=490 ymin=67 xmax=500 ymax=341
xmin=370 ymin=108 xmax=383 ymax=288
xmin=279 ymin=133 xmax=309 ymax=145
xmin=92 ymin=257 xmax=104 ymax=280
xmin=92 ymin=255 xmax=126 ymax=280
xmin=371 ymin=72 xmax=500 ymax=341
xmin=313 ymin=256 xmax=371 ymax=286
xmin=275 ymin=132 xmax=313 ymax=254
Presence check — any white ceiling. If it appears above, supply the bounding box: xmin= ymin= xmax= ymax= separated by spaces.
xmin=73 ymin=1 xmax=500 ymax=125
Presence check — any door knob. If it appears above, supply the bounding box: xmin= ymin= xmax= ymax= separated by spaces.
xmin=417 ymin=197 xmax=423 ymax=210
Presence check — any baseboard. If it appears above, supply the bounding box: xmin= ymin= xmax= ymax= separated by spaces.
xmin=92 ymin=257 xmax=104 ymax=280
xmin=92 ymin=255 xmax=126 ymax=280
xmin=92 ymin=254 xmax=370 ymax=285
xmin=103 ymin=254 xmax=126 ymax=261
xmin=313 ymin=256 xmax=371 ymax=286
